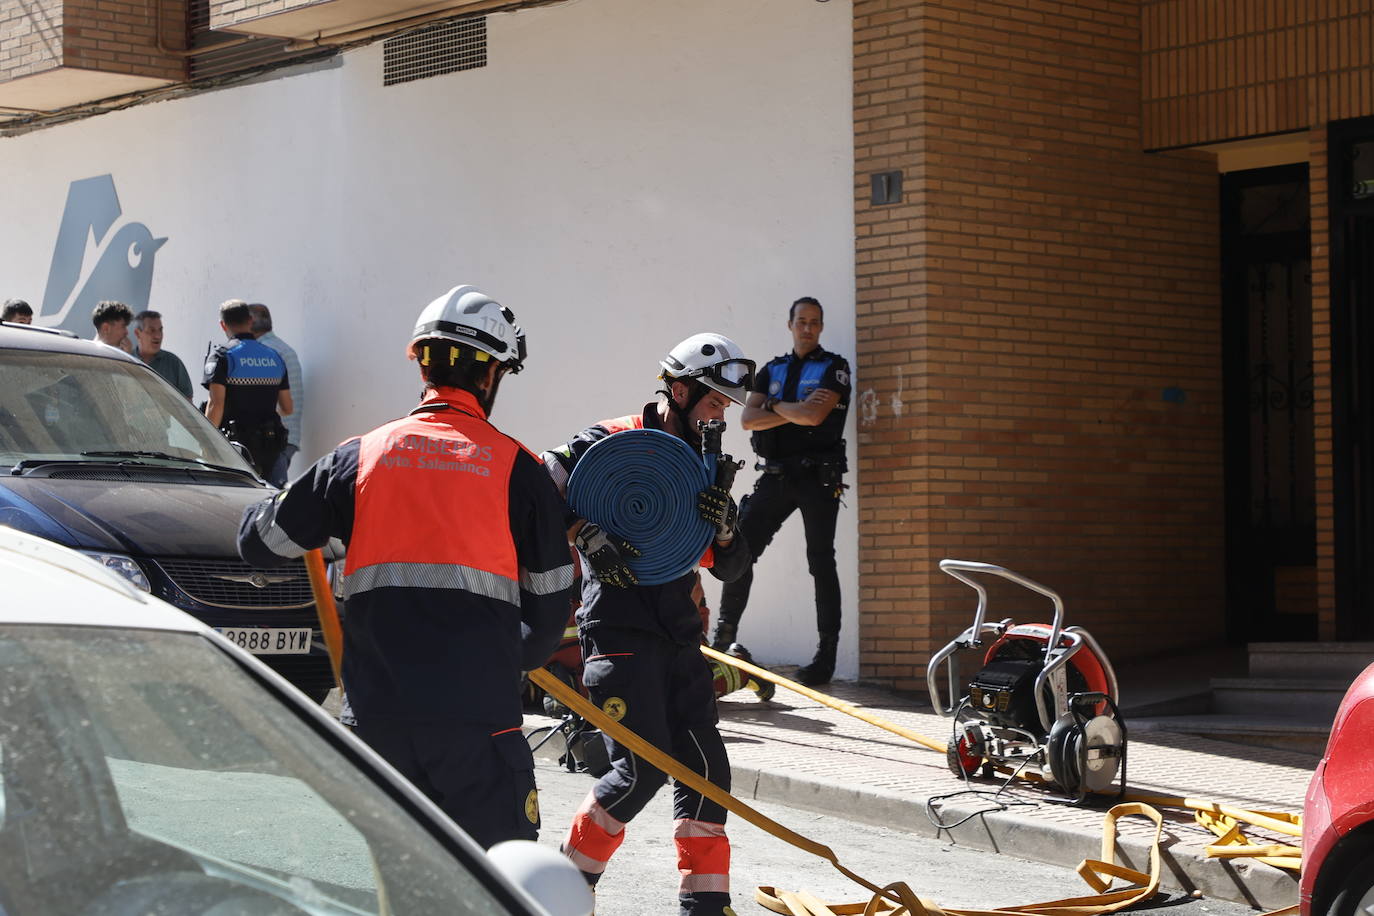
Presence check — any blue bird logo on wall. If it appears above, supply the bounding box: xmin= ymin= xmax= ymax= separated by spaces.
xmin=38 ymin=174 xmax=167 ymax=334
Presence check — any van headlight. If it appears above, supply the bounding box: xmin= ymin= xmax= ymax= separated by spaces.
xmin=80 ymin=552 xmax=151 ymax=592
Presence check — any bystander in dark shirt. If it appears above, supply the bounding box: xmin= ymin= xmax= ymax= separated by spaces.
xmin=137 ymin=347 xmax=194 ymax=399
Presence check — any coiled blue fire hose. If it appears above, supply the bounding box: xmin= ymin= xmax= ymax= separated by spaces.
xmin=567 ymin=428 xmax=715 ymax=586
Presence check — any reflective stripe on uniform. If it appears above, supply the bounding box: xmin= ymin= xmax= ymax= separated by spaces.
xmin=544 ymin=454 xmax=570 ymax=491
xmin=562 ymin=792 xmax=627 ymax=876
xmin=345 ymin=392 xmax=521 ymax=592
xmin=520 ymin=563 xmax=575 ymax=596
xmin=343 ymin=561 xmax=519 ymax=603
xmin=253 ymin=495 xmax=308 ymax=559
xmin=674 ymin=818 xmax=730 ymax=895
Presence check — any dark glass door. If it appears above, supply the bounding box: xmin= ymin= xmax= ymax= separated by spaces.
xmin=1331 ymin=117 xmax=1374 ymax=640
xmin=1222 ymin=164 xmax=1316 ymax=641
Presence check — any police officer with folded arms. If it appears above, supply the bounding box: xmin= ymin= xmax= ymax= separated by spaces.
xmin=712 ymin=296 xmax=851 ymax=686
xmin=238 ymin=285 xmax=573 ymax=849
xmin=204 ymin=299 xmax=292 ymax=478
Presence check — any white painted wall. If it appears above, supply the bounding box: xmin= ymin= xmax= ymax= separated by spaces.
xmin=0 ymin=0 xmax=859 ymax=676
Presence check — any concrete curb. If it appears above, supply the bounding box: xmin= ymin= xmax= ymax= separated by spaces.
xmin=731 ymin=763 xmax=1299 ymax=911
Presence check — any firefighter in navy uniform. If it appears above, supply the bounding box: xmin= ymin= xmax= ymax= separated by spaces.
xmin=204 ymin=299 xmax=293 ymax=478
xmin=544 ymin=333 xmax=753 ymax=916
xmin=712 ymin=297 xmax=851 ymax=686
xmin=237 ymin=285 xmax=573 ymax=849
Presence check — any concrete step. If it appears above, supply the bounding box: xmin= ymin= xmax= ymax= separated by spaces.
xmin=1248 ymin=642 xmax=1374 ymax=680
xmin=1209 ymin=676 xmax=1348 ymax=719
xmin=1128 ymin=713 xmax=1330 ymax=757
xmin=1114 ymin=644 xmax=1246 ymax=718
xmin=1118 ymin=687 xmax=1212 ymax=718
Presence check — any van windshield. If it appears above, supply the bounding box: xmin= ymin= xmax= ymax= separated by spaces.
xmin=0 ymin=350 xmax=250 ymax=472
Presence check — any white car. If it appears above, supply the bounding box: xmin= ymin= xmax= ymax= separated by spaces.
xmin=0 ymin=526 xmax=592 ymax=916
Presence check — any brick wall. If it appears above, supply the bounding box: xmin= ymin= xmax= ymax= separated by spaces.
xmin=854 ymin=0 xmax=1225 ymax=690
xmin=0 ymin=0 xmax=184 ymax=87
xmin=0 ymin=1 xmax=63 ymax=83
xmin=1143 ymin=0 xmax=1374 ymax=149
xmin=1310 ymin=125 xmax=1335 ymax=638
xmin=63 ymin=0 xmax=185 ymax=82
xmin=209 ymin=0 xmax=302 ymax=32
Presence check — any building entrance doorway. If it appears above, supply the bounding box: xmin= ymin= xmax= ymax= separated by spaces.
xmin=1221 ymin=163 xmax=1316 ymax=641
xmin=1331 ymin=116 xmax=1374 ymax=640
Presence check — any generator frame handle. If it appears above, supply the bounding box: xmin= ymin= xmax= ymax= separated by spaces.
xmin=927 ymin=560 xmax=1067 ymax=726
xmin=937 ymin=559 xmax=1065 ymax=652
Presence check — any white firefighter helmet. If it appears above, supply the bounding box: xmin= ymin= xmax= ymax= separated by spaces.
xmin=660 ymin=333 xmax=755 ymax=405
xmin=409 ymin=285 xmax=527 ymax=373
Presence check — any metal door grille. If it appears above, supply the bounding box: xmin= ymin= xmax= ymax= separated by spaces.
xmin=383 ymin=17 xmax=487 ymax=87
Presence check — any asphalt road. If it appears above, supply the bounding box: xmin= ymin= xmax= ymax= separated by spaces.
xmin=528 ymin=758 xmax=1259 ymax=916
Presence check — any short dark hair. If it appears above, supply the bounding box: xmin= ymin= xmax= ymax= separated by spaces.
xmin=415 ymin=339 xmax=495 ymax=393
xmin=92 ymin=300 xmax=133 ymax=329
xmin=248 ymin=303 xmax=272 ymax=334
xmin=2 ymin=299 xmax=32 ymax=321
xmin=220 ymin=299 xmax=253 ymax=329
xmin=789 ymin=296 xmax=823 ymax=321
xmin=132 ymin=309 xmax=161 ymax=329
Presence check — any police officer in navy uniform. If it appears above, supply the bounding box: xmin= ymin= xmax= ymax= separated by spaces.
xmin=204 ymin=299 xmax=293 ymax=478
xmin=545 ymin=334 xmax=752 ymax=916
xmin=712 ymin=296 xmax=850 ymax=686
xmin=238 ymin=285 xmax=573 ymax=849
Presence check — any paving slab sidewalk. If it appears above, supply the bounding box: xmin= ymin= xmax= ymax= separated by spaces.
xmin=711 ymin=677 xmax=1311 ymax=911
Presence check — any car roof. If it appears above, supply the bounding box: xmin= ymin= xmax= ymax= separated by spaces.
xmin=0 ymin=322 xmax=145 ymax=365
xmin=0 ymin=526 xmax=202 ymax=632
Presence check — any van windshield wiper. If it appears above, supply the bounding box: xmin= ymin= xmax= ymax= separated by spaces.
xmin=78 ymin=450 xmax=259 ymax=480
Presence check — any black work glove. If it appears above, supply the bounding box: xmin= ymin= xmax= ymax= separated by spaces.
xmin=697 ymin=485 xmax=738 ymax=542
xmin=574 ymin=523 xmax=641 ymax=588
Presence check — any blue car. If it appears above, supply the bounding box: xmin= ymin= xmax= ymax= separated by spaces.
xmin=0 ymin=322 xmax=337 ymax=701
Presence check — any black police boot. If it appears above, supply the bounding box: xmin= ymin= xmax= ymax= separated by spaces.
xmin=710 ymin=620 xmax=737 ymax=650
xmin=795 ymin=635 xmax=838 ymax=687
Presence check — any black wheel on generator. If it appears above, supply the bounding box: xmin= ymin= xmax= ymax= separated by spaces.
xmin=946 ymin=735 xmax=981 ymax=778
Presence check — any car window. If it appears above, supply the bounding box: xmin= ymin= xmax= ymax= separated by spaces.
xmin=0 ymin=626 xmax=520 ymax=916
xmin=0 ymin=349 xmax=247 ymax=471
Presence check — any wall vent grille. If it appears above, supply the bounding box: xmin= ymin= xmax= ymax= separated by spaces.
xmin=383 ymin=17 xmax=487 ymax=87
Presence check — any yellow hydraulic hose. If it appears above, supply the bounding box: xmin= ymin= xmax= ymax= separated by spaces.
xmin=532 ymin=665 xmax=1169 ymax=916
xmin=697 ymin=645 xmax=1304 ymax=877
xmin=305 ymin=548 xmax=345 ymax=688
xmin=701 ymin=645 xmax=946 ymax=753
xmin=300 ymin=554 xmax=1290 ymax=914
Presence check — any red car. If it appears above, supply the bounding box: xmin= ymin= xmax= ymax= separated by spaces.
xmin=1302 ymin=662 xmax=1374 ymax=916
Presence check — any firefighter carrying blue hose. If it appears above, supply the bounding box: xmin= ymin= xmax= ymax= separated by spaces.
xmin=237 ymin=285 xmax=573 ymax=849
xmin=542 ymin=333 xmax=754 ymax=916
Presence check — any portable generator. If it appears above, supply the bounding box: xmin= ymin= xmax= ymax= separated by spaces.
xmin=925 ymin=559 xmax=1127 ymax=803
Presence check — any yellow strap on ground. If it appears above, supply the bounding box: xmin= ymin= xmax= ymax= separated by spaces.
xmin=532 ymin=668 xmax=1169 ymax=916
xmin=755 ymin=805 xmax=1162 ymax=916
xmin=700 ymin=645 xmax=945 ymax=753
xmin=1192 ymin=808 xmax=1301 ymax=871
xmin=304 ymin=548 xmax=344 ymax=689
xmin=699 ymin=645 xmax=1305 ymax=876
